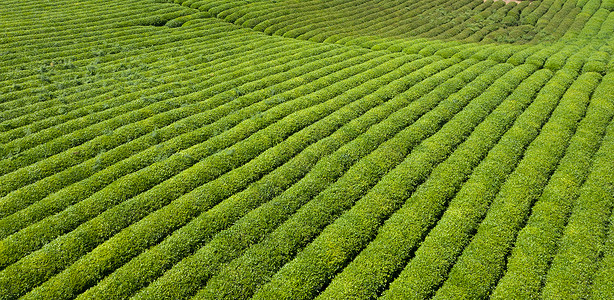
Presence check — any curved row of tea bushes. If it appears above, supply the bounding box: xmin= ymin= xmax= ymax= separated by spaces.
xmin=559 ymin=45 xmax=595 ymax=73
xmin=523 ymin=0 xmax=561 ymax=26
xmin=381 ymin=1 xmax=462 ymax=38
xmin=549 ymin=7 xmax=584 ymax=40
xmin=272 ymin=0 xmax=380 ymax=38
xmin=401 ymin=40 xmax=466 ymax=58
xmin=0 ymin=1 xmax=189 ymax=57
xmin=328 ymin=0 xmax=607 ymax=43
xmin=266 ymin=0 xmax=382 ymax=38
xmin=420 ymin=1 xmax=503 ymax=41
xmin=388 ymin=45 xmax=596 ymax=299
xmin=433 ymin=1 xmax=490 ymax=40
xmin=386 ymin=0 xmax=483 ymax=38
xmin=539 ymin=79 xmax=614 ymax=300
xmin=0 ymin=20 xmax=250 ymax=106
xmin=484 ymin=20 xmax=537 ymax=45
xmin=115 ymin=56 xmax=475 ymax=300
xmin=488 ymin=44 xmax=526 ymax=64
xmin=279 ymin=6 xmax=371 ymax=41
xmin=432 ymin=71 xmax=602 ymax=300
xmin=0 ymin=9 xmax=169 ymax=58
xmin=575 ymin=0 xmax=614 ymax=42
xmin=0 ymin=53 xmax=408 ymax=299
xmin=576 ymin=8 xmax=611 ymax=40
xmin=83 ymin=1 xmax=191 ymax=28
xmin=190 ymin=62 xmax=513 ymax=300
xmin=559 ymin=0 xmax=600 ymax=40
xmin=608 ymin=54 xmax=614 ymax=74
xmin=527 ymin=46 xmax=565 ymax=69
xmin=5 ymin=0 xmax=614 ymax=298
xmin=543 ymin=44 xmax=581 ymax=71
xmin=534 ymin=0 xmax=569 ymax=31
xmin=0 ymin=26 xmax=192 ymax=83
xmin=595 ymin=13 xmax=614 ymax=40
xmin=218 ymin=0 xmax=276 ymax=24
xmin=23 ymin=0 xmax=614 ymax=59
xmin=417 ymin=41 xmax=463 ymax=57
xmin=0 ymin=102 xmax=167 ymax=192
xmin=318 ymin=66 xmax=549 ymax=300
xmin=538 ymin=0 xmax=580 ymax=38
xmin=491 ymin=74 xmax=614 ymax=299
xmin=504 ymin=44 xmax=544 ymax=66
xmin=0 ymin=38 xmax=372 ymax=219
xmin=5 ymin=20 xmax=322 ymax=138
xmin=324 ymin=0 xmax=437 ymax=39
xmin=22 ymin=53 xmax=422 ymax=300
xmin=242 ymin=1 xmax=319 ymax=32
xmin=316 ymin=0 xmax=445 ymax=39
xmin=167 ymin=0 xmax=482 ymax=45
xmin=239 ymin=6 xmax=296 ymax=32
xmin=0 ymin=26 xmax=149 ymax=94
xmin=0 ymin=46 xmax=371 ymax=239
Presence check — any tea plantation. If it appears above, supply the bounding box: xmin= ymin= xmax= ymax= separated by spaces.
xmin=1 ymin=0 xmax=614 ymax=299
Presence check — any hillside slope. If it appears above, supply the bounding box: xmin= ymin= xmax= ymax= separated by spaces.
xmin=1 ymin=0 xmax=614 ymax=299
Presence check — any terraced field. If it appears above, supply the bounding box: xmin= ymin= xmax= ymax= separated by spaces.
xmin=1 ymin=0 xmax=614 ymax=299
